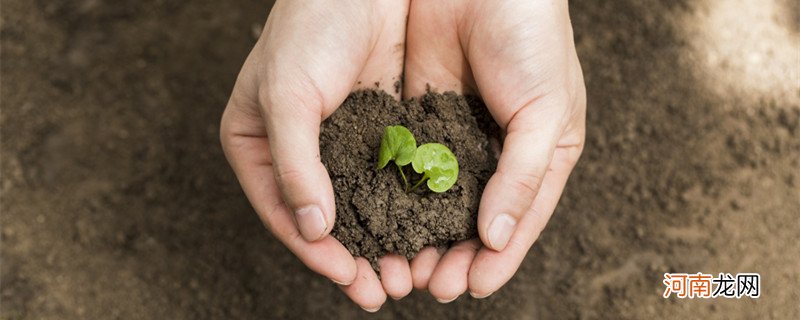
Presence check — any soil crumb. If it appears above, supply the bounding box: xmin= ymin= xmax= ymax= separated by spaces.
xmin=320 ymin=90 xmax=498 ymax=265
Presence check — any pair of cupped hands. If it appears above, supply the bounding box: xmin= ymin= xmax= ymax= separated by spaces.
xmin=221 ymin=0 xmax=585 ymax=312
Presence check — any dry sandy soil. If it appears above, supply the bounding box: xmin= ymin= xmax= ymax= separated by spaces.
xmin=2 ymin=0 xmax=799 ymax=319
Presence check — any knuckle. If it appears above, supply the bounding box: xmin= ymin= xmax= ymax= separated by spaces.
xmin=265 ymin=205 xmax=305 ymax=244
xmin=219 ymin=121 xmax=235 ymax=149
xmin=271 ymin=219 xmax=304 ymax=245
xmin=571 ymin=150 xmax=584 ymax=167
xmin=565 ymin=146 xmax=584 ymax=167
xmin=273 ymin=165 xmax=306 ymax=188
xmin=257 ymin=201 xmax=284 ymax=233
xmin=450 ymin=241 xmax=481 ymax=255
xmin=259 ymin=74 xmax=327 ymax=117
xmin=283 ymin=226 xmax=304 ymax=244
xmin=505 ymin=171 xmax=543 ymax=197
xmin=508 ymin=236 xmax=526 ymax=251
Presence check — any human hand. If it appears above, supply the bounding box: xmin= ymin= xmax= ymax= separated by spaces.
xmin=401 ymin=0 xmax=586 ymax=301
xmin=220 ymin=0 xmax=412 ymax=311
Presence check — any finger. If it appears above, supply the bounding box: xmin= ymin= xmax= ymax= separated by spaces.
xmin=261 ymin=94 xmax=337 ymax=242
xmin=476 ymin=95 xmax=569 ymax=251
xmin=427 ymin=239 xmax=481 ymax=303
xmin=410 ymin=247 xmax=443 ymax=290
xmin=338 ymin=258 xmax=387 ymax=313
xmin=402 ymin=0 xmax=476 ymax=98
xmin=379 ymin=254 xmax=413 ymax=300
xmin=468 ymin=148 xmax=578 ymax=297
xmin=221 ymin=109 xmax=357 ymax=284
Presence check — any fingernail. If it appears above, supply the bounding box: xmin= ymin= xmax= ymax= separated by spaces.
xmin=469 ymin=291 xmax=494 ymax=299
xmin=436 ymin=296 xmax=458 ymax=304
xmin=361 ymin=306 xmax=381 ymax=313
xmin=488 ymin=213 xmax=516 ymax=250
xmin=331 ymin=278 xmax=352 ymax=286
xmin=295 ymin=205 xmax=327 ymax=241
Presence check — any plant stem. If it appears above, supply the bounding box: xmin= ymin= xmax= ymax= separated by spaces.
xmin=409 ymin=173 xmax=429 ymax=193
xmin=396 ymin=164 xmax=409 ymax=190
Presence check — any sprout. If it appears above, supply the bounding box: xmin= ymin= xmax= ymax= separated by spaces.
xmin=377 ymin=125 xmax=417 ymax=169
xmin=376 ymin=125 xmax=459 ymax=193
xmin=410 ymin=143 xmax=459 ymax=193
xmin=377 ymin=125 xmax=417 ymax=188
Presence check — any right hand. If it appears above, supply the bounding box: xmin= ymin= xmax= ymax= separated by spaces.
xmin=401 ymin=0 xmax=586 ymax=302
xmin=220 ymin=0 xmax=411 ymax=312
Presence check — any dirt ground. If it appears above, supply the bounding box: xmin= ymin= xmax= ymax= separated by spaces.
xmin=2 ymin=0 xmax=798 ymax=319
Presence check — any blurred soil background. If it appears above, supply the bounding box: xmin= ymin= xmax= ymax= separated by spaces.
xmin=1 ymin=0 xmax=798 ymax=319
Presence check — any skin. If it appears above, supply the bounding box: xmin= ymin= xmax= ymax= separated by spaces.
xmin=220 ymin=0 xmax=585 ymax=312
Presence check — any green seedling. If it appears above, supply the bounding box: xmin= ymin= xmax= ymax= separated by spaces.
xmin=410 ymin=143 xmax=459 ymax=193
xmin=377 ymin=125 xmax=417 ymax=187
xmin=377 ymin=125 xmax=459 ymax=193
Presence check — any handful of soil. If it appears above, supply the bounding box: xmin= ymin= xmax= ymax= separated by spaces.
xmin=320 ymin=90 xmax=498 ymax=266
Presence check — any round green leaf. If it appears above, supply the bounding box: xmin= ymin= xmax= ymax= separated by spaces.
xmin=412 ymin=143 xmax=459 ymax=192
xmin=377 ymin=125 xmax=417 ymax=169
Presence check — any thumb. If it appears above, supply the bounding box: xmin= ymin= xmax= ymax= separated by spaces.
xmin=263 ymin=89 xmax=336 ymax=242
xmin=478 ymin=96 xmax=565 ymax=251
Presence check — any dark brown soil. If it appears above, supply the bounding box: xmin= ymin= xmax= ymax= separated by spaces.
xmin=320 ymin=90 xmax=497 ymax=264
